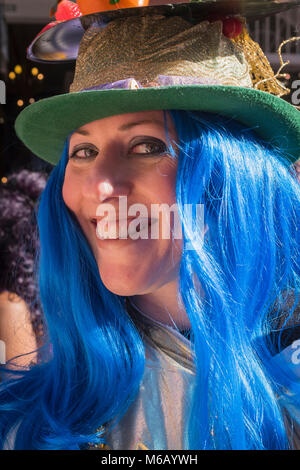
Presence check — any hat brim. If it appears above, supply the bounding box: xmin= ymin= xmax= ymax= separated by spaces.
xmin=15 ymin=85 xmax=300 ymax=165
xmin=28 ymin=0 xmax=300 ymax=63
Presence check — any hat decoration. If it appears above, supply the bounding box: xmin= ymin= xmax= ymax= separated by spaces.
xmin=28 ymin=1 xmax=300 ymax=62
xmin=50 ymin=0 xmax=82 ymax=20
xmin=15 ymin=1 xmax=300 ymax=165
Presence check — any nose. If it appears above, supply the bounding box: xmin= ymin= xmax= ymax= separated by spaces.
xmin=81 ymin=154 xmax=132 ymax=203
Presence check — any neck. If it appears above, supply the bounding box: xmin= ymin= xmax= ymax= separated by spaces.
xmin=130 ymin=279 xmax=190 ymax=330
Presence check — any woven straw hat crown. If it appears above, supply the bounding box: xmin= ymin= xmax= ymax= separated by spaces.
xmin=70 ymin=15 xmax=253 ymax=91
xmin=69 ymin=13 xmax=288 ymax=98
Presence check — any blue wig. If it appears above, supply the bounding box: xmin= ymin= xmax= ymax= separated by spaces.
xmin=0 ymin=109 xmax=299 ymax=449
xmin=170 ymin=110 xmax=300 ymax=449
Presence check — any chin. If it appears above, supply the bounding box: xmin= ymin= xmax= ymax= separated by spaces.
xmin=98 ymin=267 xmax=150 ymax=297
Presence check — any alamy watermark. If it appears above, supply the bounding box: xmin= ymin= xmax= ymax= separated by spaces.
xmin=0 ymin=340 xmax=5 ymax=365
xmin=94 ymin=196 xmax=205 ymax=251
xmin=291 ymin=80 xmax=300 ymax=106
xmin=0 ymin=80 xmax=5 ymax=104
xmin=291 ymin=339 xmax=300 ymax=365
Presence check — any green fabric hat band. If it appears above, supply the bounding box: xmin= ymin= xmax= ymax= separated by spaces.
xmin=15 ymin=84 xmax=300 ymax=165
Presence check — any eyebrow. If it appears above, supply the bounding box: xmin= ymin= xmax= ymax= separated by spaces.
xmin=72 ymin=119 xmax=172 ymax=136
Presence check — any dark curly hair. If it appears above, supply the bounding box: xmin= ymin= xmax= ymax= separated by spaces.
xmin=0 ymin=170 xmax=48 ymax=345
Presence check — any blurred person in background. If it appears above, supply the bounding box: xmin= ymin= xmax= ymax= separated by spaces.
xmin=0 ymin=170 xmax=47 ymax=367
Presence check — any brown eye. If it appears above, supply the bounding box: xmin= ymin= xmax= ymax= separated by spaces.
xmin=69 ymin=146 xmax=98 ymax=160
xmin=130 ymin=139 xmax=168 ymax=156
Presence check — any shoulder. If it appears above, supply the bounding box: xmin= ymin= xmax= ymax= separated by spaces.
xmin=0 ymin=290 xmax=37 ymax=366
xmin=0 ymin=291 xmax=32 ymax=329
xmin=0 ymin=291 xmax=29 ymax=313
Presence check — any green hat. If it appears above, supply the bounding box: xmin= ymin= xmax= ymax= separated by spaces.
xmin=15 ymin=1 xmax=300 ymax=165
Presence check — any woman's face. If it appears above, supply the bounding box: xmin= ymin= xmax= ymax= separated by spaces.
xmin=62 ymin=110 xmax=182 ymax=296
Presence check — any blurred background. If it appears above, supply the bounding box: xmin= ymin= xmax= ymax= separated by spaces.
xmin=0 ymin=0 xmax=73 ymax=178
xmin=0 ymin=0 xmax=300 ymax=179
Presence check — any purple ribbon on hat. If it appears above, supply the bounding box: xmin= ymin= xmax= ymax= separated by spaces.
xmin=82 ymin=75 xmax=222 ymax=92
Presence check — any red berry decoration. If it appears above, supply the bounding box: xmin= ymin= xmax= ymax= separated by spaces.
xmin=222 ymin=18 xmax=242 ymax=39
xmin=54 ymin=1 xmax=82 ymax=21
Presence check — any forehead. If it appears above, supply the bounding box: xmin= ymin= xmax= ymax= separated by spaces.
xmin=72 ymin=110 xmax=176 ymax=136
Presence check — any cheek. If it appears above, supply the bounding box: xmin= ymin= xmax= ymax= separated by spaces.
xmin=139 ymin=160 xmax=178 ymax=242
xmin=149 ymin=158 xmax=178 ymax=202
xmin=62 ymin=166 xmax=81 ymax=212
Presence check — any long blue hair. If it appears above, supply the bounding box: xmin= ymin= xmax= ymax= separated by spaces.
xmin=0 ymin=109 xmax=299 ymax=449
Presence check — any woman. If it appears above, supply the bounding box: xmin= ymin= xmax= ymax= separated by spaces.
xmin=1 ymin=3 xmax=300 ymax=450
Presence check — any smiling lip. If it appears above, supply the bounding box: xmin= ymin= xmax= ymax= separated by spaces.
xmin=90 ymin=216 xmax=140 ymax=225
xmin=90 ymin=216 xmax=154 ymax=240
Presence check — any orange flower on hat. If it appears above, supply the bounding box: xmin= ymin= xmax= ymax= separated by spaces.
xmin=77 ymin=0 xmax=149 ymax=15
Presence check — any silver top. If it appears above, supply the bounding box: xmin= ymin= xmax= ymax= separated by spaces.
xmin=100 ymin=300 xmax=300 ymax=450
xmin=105 ymin=302 xmax=195 ymax=450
